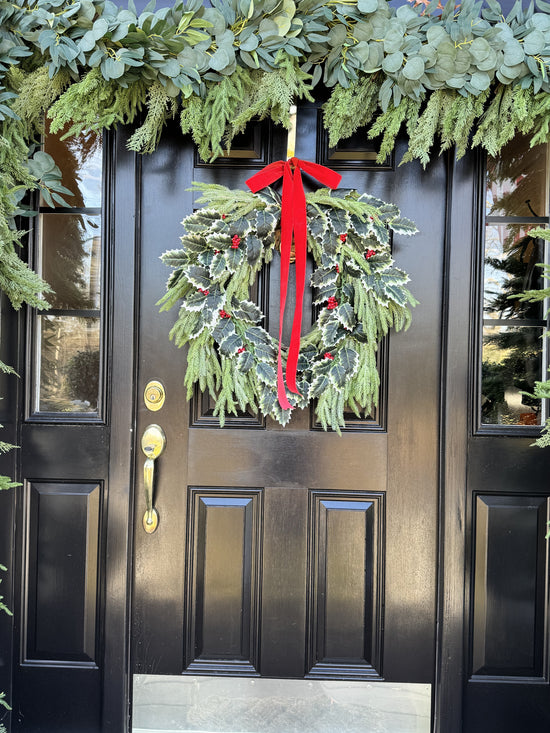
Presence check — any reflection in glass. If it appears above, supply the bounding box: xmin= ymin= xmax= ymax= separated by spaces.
xmin=42 ymin=122 xmax=102 ymax=208
xmin=37 ymin=316 xmax=100 ymax=413
xmin=40 ymin=215 xmax=101 ymax=310
xmin=486 ymin=136 xmax=548 ymax=218
xmin=481 ymin=326 xmax=543 ymax=425
xmin=484 ymin=224 xmax=543 ymax=319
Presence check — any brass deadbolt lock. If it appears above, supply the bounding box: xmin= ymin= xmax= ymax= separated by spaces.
xmin=144 ymin=380 xmax=165 ymax=412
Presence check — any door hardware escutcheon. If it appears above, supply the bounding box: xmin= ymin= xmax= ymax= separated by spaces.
xmin=144 ymin=380 xmax=166 ymax=411
xmin=141 ymin=424 xmax=166 ymax=533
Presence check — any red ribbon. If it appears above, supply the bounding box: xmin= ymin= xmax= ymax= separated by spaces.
xmin=246 ymin=158 xmax=342 ymax=410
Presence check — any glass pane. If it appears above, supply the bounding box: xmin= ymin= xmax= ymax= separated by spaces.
xmin=42 ymin=122 xmax=102 ymax=208
xmin=39 ymin=214 xmax=101 ymax=310
xmin=37 ymin=316 xmax=100 ymax=413
xmin=481 ymin=325 xmax=543 ymax=426
xmin=484 ymin=223 xmax=544 ymax=319
xmin=486 ymin=135 xmax=548 ymax=217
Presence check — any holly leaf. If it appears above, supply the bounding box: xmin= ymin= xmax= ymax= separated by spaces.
xmin=183 ymin=208 xmax=221 ymax=232
xmin=210 ymin=252 xmax=226 ymax=278
xmin=225 ymin=246 xmax=243 ymax=272
xmin=219 ymin=332 xmax=244 ymax=356
xmin=321 ymin=318 xmax=348 ymax=348
xmin=180 ymin=234 xmax=207 ymax=254
xmin=161 ymin=249 xmax=188 ymax=267
xmin=255 ymin=209 xmax=277 ymax=236
xmin=307 ymin=210 xmax=329 ymax=241
xmin=245 ymin=326 xmax=270 ymax=345
xmin=236 ymin=349 xmax=254 ymax=373
xmin=186 ymin=265 xmax=211 ymax=289
xmin=335 ymin=302 xmax=355 ymax=331
xmin=311 ymin=266 xmax=338 ymax=289
xmin=339 ymin=346 xmax=359 ymax=376
xmin=327 ymin=208 xmax=350 ymax=236
xmin=309 ymin=372 xmax=330 ymax=398
xmin=254 ymin=341 xmax=277 ymax=361
xmin=329 ymin=362 xmax=347 ymax=389
xmin=232 ymin=299 xmax=263 ymax=323
xmin=212 ymin=317 xmax=235 ymax=343
xmin=390 ymin=217 xmax=417 ymax=235
xmin=246 ymin=234 xmax=263 ymax=265
xmin=256 ymin=360 xmax=277 ymax=384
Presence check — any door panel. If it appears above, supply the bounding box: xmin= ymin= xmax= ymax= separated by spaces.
xmin=132 ymin=97 xmax=446 ymax=708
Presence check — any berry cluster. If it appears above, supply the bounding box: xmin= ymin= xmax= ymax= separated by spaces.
xmin=365 ymin=249 xmax=376 ymax=259
xmin=339 ymin=233 xmax=347 ymax=242
xmin=231 ymin=235 xmax=240 ymax=249
xmin=219 ymin=309 xmax=231 ymax=319
xmin=327 ymin=296 xmax=338 ymax=310
xmin=324 ymin=352 xmax=334 ymax=360
xmin=198 ymin=287 xmax=209 ymax=295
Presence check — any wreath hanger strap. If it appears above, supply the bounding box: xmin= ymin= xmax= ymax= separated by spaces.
xmin=246 ymin=155 xmax=342 ymax=411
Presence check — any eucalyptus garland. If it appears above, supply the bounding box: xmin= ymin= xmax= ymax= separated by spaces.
xmin=159 ymin=183 xmax=417 ymax=431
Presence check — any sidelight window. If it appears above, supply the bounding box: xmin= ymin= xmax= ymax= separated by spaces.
xmin=479 ymin=136 xmax=549 ymax=429
xmin=30 ymin=124 xmax=104 ymax=417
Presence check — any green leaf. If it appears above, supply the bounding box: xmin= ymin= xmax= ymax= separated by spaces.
xmin=335 ymin=302 xmax=355 ymax=330
xmin=186 ymin=265 xmax=211 ymax=289
xmin=339 ymin=347 xmax=359 ymax=375
xmin=402 ymin=56 xmax=425 ymax=81
xmin=212 ymin=317 xmax=235 ymax=343
xmin=232 ymin=300 xmax=262 ymax=322
xmin=220 ymin=332 xmax=244 ymax=356
xmin=246 ymin=234 xmax=263 ymax=265
xmin=309 ymin=372 xmax=330 ymax=398
xmin=236 ymin=349 xmax=254 ymax=373
xmin=330 ymin=362 xmax=347 ymax=388
xmin=256 ymin=360 xmax=276 ymax=384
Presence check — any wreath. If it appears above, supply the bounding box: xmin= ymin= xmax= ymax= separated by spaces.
xmin=159 ymin=180 xmax=417 ymax=433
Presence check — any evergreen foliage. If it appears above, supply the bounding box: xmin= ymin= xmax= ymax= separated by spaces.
xmin=160 ymin=183 xmax=417 ymax=432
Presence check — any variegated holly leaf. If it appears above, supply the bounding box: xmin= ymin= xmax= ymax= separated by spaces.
xmin=309 ymin=372 xmax=330 ymax=399
xmin=236 ymin=349 xmax=254 ymax=373
xmin=183 ymin=208 xmax=221 ymax=232
xmin=390 ymin=217 xmax=418 ymax=235
xmin=232 ymin=299 xmax=262 ymax=323
xmin=180 ymin=234 xmax=207 ymax=254
xmin=311 ymin=266 xmax=338 ymax=289
xmin=313 ymin=284 xmax=338 ymax=305
xmin=361 ymin=267 xmax=412 ymax=307
xmin=254 ymin=341 xmax=277 ymax=362
xmin=161 ymin=248 xmax=188 ymax=267
xmin=212 ymin=317 xmax=235 ymax=343
xmin=219 ymin=332 xmax=244 ymax=357
xmin=245 ymin=326 xmax=270 ymax=345
xmin=327 ymin=208 xmax=350 ymax=236
xmin=246 ymin=234 xmax=263 ymax=266
xmin=349 ymin=214 xmax=372 ymax=237
xmin=329 ymin=362 xmax=347 ymax=389
xmin=335 ymin=302 xmax=355 ymax=330
xmin=255 ymin=209 xmax=278 ymax=237
xmin=210 ymin=252 xmax=226 ymax=278
xmin=256 ymin=360 xmax=277 ymax=384
xmin=307 ymin=209 xmax=329 ymax=241
xmin=370 ymin=219 xmax=390 ymax=245
xmin=186 ymin=265 xmax=211 ymax=289
xmin=321 ymin=317 xmax=349 ymax=348
xmin=225 ymin=246 xmax=244 ymax=272
xmin=339 ymin=346 xmax=359 ymax=376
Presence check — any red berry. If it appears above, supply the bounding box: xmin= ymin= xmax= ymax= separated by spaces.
xmin=231 ymin=235 xmax=241 ymax=249
xmin=237 ymin=346 xmax=246 ymax=354
xmin=324 ymin=352 xmax=334 ymax=360
xmin=214 ymin=249 xmax=221 ymax=254
xmin=335 ymin=265 xmax=340 ymax=274
xmin=222 ymin=214 xmax=226 ymax=219
xmin=327 ymin=296 xmax=338 ymax=310
xmin=219 ymin=309 xmax=230 ymax=319
xmin=365 ymin=249 xmax=376 ymax=259
xmin=339 ymin=233 xmax=347 ymax=242
xmin=198 ymin=288 xmax=209 ymax=296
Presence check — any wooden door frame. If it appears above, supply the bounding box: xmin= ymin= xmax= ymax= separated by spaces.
xmin=434 ymin=152 xmax=478 ymax=733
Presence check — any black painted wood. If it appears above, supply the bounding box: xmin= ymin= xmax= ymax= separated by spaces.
xmin=131 ymin=100 xmax=446 ymax=700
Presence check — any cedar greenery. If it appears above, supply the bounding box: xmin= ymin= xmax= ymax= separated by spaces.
xmin=159 ymin=182 xmax=417 ymax=432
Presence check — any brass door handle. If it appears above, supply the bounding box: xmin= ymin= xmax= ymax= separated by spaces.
xmin=141 ymin=424 xmax=166 ymax=533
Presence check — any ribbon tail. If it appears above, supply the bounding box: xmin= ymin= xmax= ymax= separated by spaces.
xmin=276 ymin=163 xmax=294 ymax=411
xmin=286 ymin=166 xmax=307 ymax=395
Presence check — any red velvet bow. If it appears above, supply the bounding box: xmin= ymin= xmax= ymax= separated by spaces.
xmin=246 ymin=158 xmax=342 ymax=410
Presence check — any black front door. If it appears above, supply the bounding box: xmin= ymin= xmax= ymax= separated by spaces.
xmin=130 ymin=102 xmax=447 ymax=728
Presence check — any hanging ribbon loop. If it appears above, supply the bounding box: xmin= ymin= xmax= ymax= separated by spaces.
xmin=246 ymin=158 xmax=342 ymax=411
